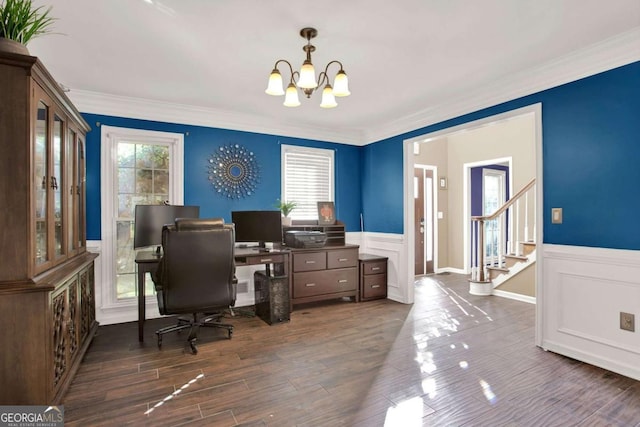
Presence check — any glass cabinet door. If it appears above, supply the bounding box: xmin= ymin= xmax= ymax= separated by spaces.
xmin=53 ymin=114 xmax=66 ymax=260
xmin=77 ymin=136 xmax=86 ymax=252
xmin=34 ymin=100 xmax=49 ymax=267
xmin=64 ymin=127 xmax=87 ymax=256
xmin=67 ymin=128 xmax=78 ymax=255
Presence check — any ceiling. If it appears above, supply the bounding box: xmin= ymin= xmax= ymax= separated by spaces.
xmin=28 ymin=0 xmax=640 ymax=145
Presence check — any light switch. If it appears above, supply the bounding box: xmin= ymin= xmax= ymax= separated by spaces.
xmin=551 ymin=208 xmax=563 ymax=224
xmin=437 ymin=211 xmax=444 ymax=219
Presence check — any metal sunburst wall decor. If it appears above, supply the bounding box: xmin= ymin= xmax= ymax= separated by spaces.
xmin=207 ymin=144 xmax=260 ymax=198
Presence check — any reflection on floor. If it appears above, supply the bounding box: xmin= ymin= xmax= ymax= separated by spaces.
xmin=63 ymin=273 xmax=640 ymax=426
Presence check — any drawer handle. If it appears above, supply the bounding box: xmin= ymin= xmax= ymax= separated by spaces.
xmin=305 ymin=283 xmax=316 ymax=287
xmin=305 ymin=260 xmax=316 ymax=264
xmin=338 ymin=279 xmax=348 ymax=283
xmin=260 ymin=258 xmax=272 ymax=263
xmin=338 ymin=258 xmax=348 ymax=262
xmin=371 ymin=267 xmax=380 ymax=271
xmin=371 ymin=285 xmax=381 ymax=288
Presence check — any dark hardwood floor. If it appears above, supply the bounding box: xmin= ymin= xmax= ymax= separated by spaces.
xmin=63 ymin=274 xmax=640 ymax=426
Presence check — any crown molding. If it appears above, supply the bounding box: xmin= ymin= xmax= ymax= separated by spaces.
xmin=69 ymin=90 xmax=364 ymax=145
xmin=362 ymin=28 xmax=640 ymax=144
xmin=70 ymin=28 xmax=639 ymax=147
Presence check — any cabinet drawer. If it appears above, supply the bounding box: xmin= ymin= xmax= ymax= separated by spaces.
xmin=293 ymin=252 xmax=326 ymax=272
xmin=362 ymin=260 xmax=387 ymax=275
xmin=363 ymin=274 xmax=387 ymax=299
xmin=293 ymin=268 xmax=358 ymax=298
xmin=293 ymin=271 xmax=333 ymax=298
xmin=327 ymin=248 xmax=358 ymax=269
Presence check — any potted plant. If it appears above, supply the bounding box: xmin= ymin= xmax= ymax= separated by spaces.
xmin=275 ymin=199 xmax=297 ymax=226
xmin=0 ymin=0 xmax=55 ymax=55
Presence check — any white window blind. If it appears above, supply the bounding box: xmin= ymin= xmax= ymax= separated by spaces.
xmin=282 ymin=145 xmax=334 ymax=220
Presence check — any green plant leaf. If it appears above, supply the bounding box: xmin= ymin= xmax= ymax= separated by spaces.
xmin=0 ymin=0 xmax=55 ymax=45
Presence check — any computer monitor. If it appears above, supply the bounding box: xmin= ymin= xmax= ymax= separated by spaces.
xmin=134 ymin=204 xmax=200 ymax=254
xmin=231 ymin=210 xmax=282 ymax=249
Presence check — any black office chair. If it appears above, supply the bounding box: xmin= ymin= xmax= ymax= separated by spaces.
xmin=151 ymin=218 xmax=236 ymax=354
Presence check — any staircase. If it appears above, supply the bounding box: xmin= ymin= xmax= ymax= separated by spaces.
xmin=469 ymin=178 xmax=536 ymax=296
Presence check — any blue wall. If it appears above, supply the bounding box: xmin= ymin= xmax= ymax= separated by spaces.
xmin=362 ymin=61 xmax=640 ymax=250
xmin=83 ymin=115 xmax=362 ymax=239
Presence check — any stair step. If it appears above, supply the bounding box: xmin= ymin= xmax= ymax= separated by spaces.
xmin=487 ymin=266 xmax=509 ymax=280
xmin=504 ymin=254 xmax=528 ymax=268
xmin=521 ymin=241 xmax=536 ymax=256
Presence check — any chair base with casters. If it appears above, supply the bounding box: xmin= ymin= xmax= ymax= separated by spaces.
xmin=155 ymin=312 xmax=233 ymax=354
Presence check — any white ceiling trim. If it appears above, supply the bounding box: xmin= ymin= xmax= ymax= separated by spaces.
xmin=69 ymin=91 xmax=365 ymax=145
xmin=363 ymin=27 xmax=640 ymax=144
xmin=70 ymin=28 xmax=639 ymax=147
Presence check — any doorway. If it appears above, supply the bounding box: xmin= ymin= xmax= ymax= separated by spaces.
xmin=414 ymin=166 xmax=435 ymax=275
xmin=402 ymin=104 xmax=542 ymax=338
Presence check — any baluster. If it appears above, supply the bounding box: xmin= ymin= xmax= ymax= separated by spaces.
xmin=498 ymin=212 xmax=504 ymax=267
xmin=471 ymin=220 xmax=477 ymax=280
xmin=524 ymin=190 xmax=530 ymax=242
xmin=489 ymin=219 xmax=498 ymax=267
xmin=508 ymin=204 xmax=513 ymax=255
xmin=478 ymin=220 xmax=486 ymax=281
xmin=515 ymin=199 xmax=521 ymax=256
xmin=532 ymin=184 xmax=536 ymax=243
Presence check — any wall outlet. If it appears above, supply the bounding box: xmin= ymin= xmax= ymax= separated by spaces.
xmin=620 ymin=312 xmax=635 ymax=332
xmin=551 ymin=208 xmax=563 ymax=224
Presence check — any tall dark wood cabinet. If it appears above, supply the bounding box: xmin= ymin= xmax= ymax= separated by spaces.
xmin=0 ymin=51 xmax=97 ymax=404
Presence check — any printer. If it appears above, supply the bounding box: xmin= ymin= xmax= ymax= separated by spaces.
xmin=284 ymin=230 xmax=327 ymax=248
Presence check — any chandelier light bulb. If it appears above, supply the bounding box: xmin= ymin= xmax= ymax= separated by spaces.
xmin=265 ymin=69 xmax=285 ymax=95
xmin=332 ymin=70 xmax=350 ymax=97
xmin=297 ymin=60 xmax=317 ymax=89
xmin=320 ymin=84 xmax=337 ymax=108
xmin=283 ymin=83 xmax=301 ymax=107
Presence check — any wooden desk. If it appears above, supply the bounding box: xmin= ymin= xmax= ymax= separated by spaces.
xmin=135 ymin=248 xmax=290 ymax=342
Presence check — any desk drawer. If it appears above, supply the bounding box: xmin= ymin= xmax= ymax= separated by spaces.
xmin=293 ymin=252 xmax=326 ymax=272
xmin=244 ymin=253 xmax=285 ymax=265
xmin=293 ymin=268 xmax=357 ymax=298
xmin=362 ymin=260 xmax=387 ymax=275
xmin=362 ymin=274 xmax=386 ymax=299
xmin=327 ymin=248 xmax=358 ymax=269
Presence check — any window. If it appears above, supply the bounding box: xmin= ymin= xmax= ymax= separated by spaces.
xmin=115 ymin=142 xmax=170 ymax=299
xmin=281 ymin=145 xmax=334 ymax=220
xmin=100 ymin=126 xmax=184 ymax=316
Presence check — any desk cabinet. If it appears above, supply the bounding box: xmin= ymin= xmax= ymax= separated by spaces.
xmin=359 ymin=254 xmax=388 ymax=301
xmin=0 ymin=51 xmax=96 ymax=404
xmin=290 ymin=245 xmax=359 ymax=308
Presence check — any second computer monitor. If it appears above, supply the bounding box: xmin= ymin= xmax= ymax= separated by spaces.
xmin=231 ymin=210 xmax=282 ymax=248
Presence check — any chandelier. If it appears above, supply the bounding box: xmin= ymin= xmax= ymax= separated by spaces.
xmin=265 ymin=27 xmax=350 ymax=108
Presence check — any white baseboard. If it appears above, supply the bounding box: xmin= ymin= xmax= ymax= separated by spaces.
xmin=542 ymin=339 xmax=640 ymax=381
xmin=492 ymin=289 xmax=536 ymax=304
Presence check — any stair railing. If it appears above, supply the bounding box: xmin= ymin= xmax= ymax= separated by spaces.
xmin=470 ymin=178 xmax=536 ymax=282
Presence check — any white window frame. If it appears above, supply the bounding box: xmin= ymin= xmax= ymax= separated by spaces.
xmin=281 ymin=145 xmax=335 ymax=220
xmin=99 ymin=125 xmax=184 ymax=322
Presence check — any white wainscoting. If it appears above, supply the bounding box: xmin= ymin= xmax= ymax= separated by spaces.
xmin=88 ymin=240 xmax=163 ymax=325
xmin=356 ymin=232 xmax=407 ymax=303
xmin=542 ymin=244 xmax=640 ymax=381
